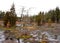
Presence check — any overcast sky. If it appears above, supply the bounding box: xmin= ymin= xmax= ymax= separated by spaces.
xmin=0 ymin=0 xmax=60 ymax=17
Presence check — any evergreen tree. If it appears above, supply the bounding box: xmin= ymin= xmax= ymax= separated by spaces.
xmin=3 ymin=3 xmax=17 ymax=27
xmin=55 ymin=7 xmax=60 ymax=23
xmin=10 ymin=3 xmax=17 ymax=26
xmin=0 ymin=11 xmax=5 ymax=20
xmin=35 ymin=12 xmax=44 ymax=26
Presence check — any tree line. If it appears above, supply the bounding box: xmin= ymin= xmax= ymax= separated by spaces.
xmin=32 ymin=7 xmax=60 ymax=26
xmin=0 ymin=6 xmax=60 ymax=26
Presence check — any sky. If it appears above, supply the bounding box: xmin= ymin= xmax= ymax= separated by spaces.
xmin=0 ymin=0 xmax=60 ymax=17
